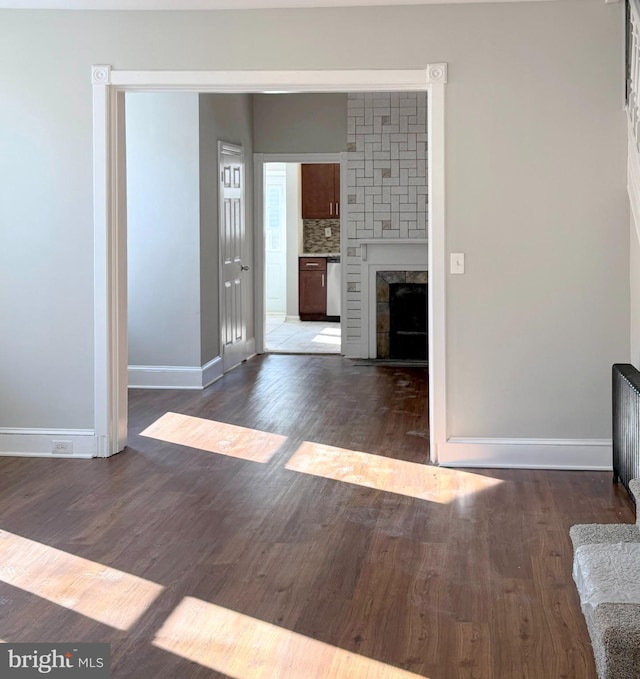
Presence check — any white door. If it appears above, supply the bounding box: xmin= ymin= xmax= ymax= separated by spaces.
xmin=264 ymin=164 xmax=287 ymax=314
xmin=219 ymin=142 xmax=248 ymax=372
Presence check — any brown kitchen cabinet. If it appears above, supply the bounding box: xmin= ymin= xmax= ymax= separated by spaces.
xmin=301 ymin=164 xmax=341 ymax=219
xmin=299 ymin=257 xmax=327 ymax=320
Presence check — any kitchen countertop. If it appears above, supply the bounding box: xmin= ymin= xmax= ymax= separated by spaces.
xmin=300 ymin=252 xmax=340 ymax=257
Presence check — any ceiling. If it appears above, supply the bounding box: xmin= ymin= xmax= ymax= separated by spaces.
xmin=0 ymin=0 xmax=557 ymax=9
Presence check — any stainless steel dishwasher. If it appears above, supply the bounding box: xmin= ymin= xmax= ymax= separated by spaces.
xmin=326 ymin=257 xmax=341 ymax=319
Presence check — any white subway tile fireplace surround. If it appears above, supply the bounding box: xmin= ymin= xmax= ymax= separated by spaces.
xmin=344 ymin=91 xmax=428 ymax=358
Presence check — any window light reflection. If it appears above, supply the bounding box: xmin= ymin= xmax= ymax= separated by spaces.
xmin=154 ymin=596 xmax=426 ymax=679
xmin=285 ymin=441 xmax=503 ymax=503
xmin=311 ymin=334 xmax=342 ymax=346
xmin=0 ymin=530 xmax=163 ymax=630
xmin=140 ymin=412 xmax=287 ymax=463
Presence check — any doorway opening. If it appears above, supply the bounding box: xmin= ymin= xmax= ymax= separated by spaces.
xmin=263 ymin=160 xmax=341 ymax=355
xmin=92 ymin=66 xmax=446 ymax=463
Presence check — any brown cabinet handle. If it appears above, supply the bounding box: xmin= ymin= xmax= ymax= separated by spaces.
xmin=330 ymin=202 xmax=333 ymax=216
xmin=305 ymin=262 xmax=319 ymax=267
xmin=322 ymin=274 xmax=325 ymax=287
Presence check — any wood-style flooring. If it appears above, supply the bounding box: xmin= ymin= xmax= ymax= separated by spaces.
xmin=0 ymin=354 xmax=634 ymax=678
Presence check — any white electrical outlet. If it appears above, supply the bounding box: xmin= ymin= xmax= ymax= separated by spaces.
xmin=325 ymin=227 xmax=332 ymax=237
xmin=52 ymin=440 xmax=73 ymax=455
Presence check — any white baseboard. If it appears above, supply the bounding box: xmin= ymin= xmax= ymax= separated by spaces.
xmin=0 ymin=429 xmax=97 ymax=458
xmin=284 ymin=315 xmax=300 ymax=323
xmin=437 ymin=437 xmax=612 ymax=470
xmin=201 ymin=357 xmax=224 ymax=388
xmin=129 ymin=356 xmax=223 ymax=390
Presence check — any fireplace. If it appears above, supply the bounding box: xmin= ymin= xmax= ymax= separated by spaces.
xmin=376 ymin=271 xmax=428 ymax=360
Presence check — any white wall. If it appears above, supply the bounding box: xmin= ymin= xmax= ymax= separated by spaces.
xmin=253 ymin=93 xmax=347 ymax=154
xmin=126 ymin=92 xmax=202 ymax=368
xmin=0 ymin=1 xmax=629 ymax=444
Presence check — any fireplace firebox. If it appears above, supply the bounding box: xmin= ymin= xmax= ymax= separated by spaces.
xmin=376 ymin=271 xmax=427 ymax=360
xmin=390 ymin=283 xmax=427 ymax=360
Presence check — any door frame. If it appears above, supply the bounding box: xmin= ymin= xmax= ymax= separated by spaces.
xmin=92 ymin=65 xmax=447 ymax=463
xmin=254 ymin=152 xmax=343 ymax=355
xmin=262 ymin=162 xmax=289 ymax=318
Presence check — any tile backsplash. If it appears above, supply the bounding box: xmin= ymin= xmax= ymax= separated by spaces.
xmin=302 ymin=219 xmax=341 ymax=253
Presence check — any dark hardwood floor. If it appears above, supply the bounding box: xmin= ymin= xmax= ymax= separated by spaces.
xmin=0 ymin=354 xmax=634 ymax=678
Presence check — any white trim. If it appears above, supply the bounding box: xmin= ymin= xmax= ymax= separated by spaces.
xmin=628 ymin=121 xmax=640 ymax=244
xmin=128 ymin=357 xmax=223 ymax=389
xmin=284 ymin=315 xmax=301 ymax=323
xmin=202 ymin=356 xmax=224 ymax=387
xmin=127 ymin=366 xmax=205 ymax=390
xmin=93 ymin=66 xmax=128 ymax=458
xmin=359 ymin=238 xmax=429 ymax=245
xmin=428 ymin=81 xmax=446 ymax=465
xmin=360 ymin=240 xmax=429 ymax=262
xmin=339 ymin=151 xmax=349 ymax=340
xmin=93 ymin=68 xmax=110 ymax=456
xmin=93 ymin=66 xmax=447 ymax=467
xmin=0 ymin=429 xmax=97 ymax=459
xmin=256 ymin=153 xmax=342 ymax=164
xmin=109 ymin=69 xmax=444 ymax=92
xmin=254 ymin=154 xmax=265 ymax=353
xmin=438 ymin=438 xmax=612 ymax=470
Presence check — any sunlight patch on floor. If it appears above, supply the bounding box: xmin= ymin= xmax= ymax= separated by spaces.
xmin=153 ymin=596 xmax=426 ymax=679
xmin=312 ymin=332 xmax=342 ymax=346
xmin=140 ymin=412 xmax=287 ymax=463
xmin=265 ymin=317 xmax=341 ymax=354
xmin=0 ymin=530 xmax=163 ymax=630
xmin=286 ymin=442 xmax=503 ymax=503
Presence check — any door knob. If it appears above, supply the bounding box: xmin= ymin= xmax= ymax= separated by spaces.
xmin=240 ymin=264 xmax=250 ymax=271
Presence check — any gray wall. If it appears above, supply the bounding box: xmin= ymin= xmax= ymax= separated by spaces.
xmin=0 ymin=1 xmax=629 ymax=443
xmin=126 ymin=92 xmax=253 ymax=371
xmin=253 ymin=93 xmax=347 ymax=153
xmin=199 ymin=93 xmax=254 ymax=365
xmin=126 ymin=92 xmax=202 ymax=368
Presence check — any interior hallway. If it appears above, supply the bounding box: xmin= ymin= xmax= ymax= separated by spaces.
xmin=0 ymin=355 xmax=633 ymax=678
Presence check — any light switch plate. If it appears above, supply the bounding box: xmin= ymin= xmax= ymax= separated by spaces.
xmin=450 ymin=253 xmax=465 ymax=275
xmin=325 ymin=227 xmax=332 ymax=237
